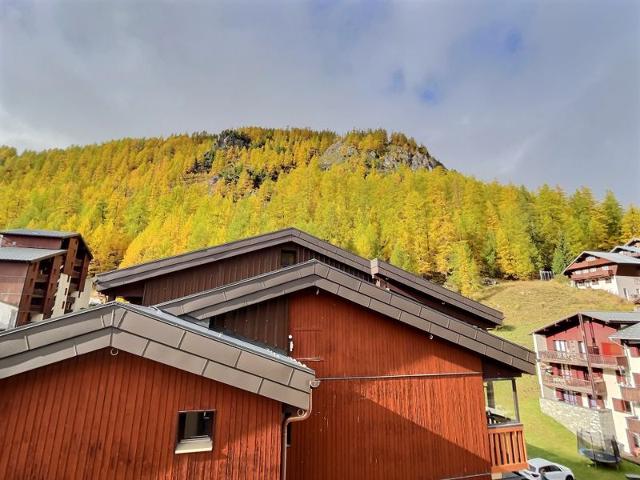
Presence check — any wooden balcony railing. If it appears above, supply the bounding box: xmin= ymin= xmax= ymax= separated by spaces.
xmin=541 ymin=373 xmax=607 ymax=395
xmin=570 ymin=270 xmax=613 ymax=281
xmin=621 ymin=386 xmax=640 ymax=403
xmin=539 ymin=350 xmax=623 ymax=368
xmin=488 ymin=424 xmax=528 ymax=473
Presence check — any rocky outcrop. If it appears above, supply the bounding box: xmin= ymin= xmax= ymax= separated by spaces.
xmin=318 ymin=140 xmax=444 ymax=172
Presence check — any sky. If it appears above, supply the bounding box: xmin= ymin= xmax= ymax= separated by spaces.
xmin=1 ymin=0 xmax=639 ymax=204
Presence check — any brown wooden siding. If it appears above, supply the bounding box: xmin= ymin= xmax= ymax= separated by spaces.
xmin=125 ymin=242 xmax=371 ymax=306
xmin=17 ymin=262 xmax=39 ymax=326
xmin=287 ymin=290 xmax=492 ymax=480
xmin=0 ymin=349 xmax=283 ymax=480
xmin=0 ymin=261 xmax=29 ymax=308
xmin=208 ymin=296 xmax=289 ymax=352
xmin=0 ymin=234 xmax=63 ymax=249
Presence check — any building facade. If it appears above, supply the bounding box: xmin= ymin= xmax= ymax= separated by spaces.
xmin=533 ymin=311 xmax=640 ymax=456
xmin=0 ymin=229 xmax=92 ymax=329
xmin=563 ymin=242 xmax=640 ymax=300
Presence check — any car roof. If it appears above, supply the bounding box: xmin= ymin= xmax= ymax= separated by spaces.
xmin=527 ymin=458 xmax=552 ymax=468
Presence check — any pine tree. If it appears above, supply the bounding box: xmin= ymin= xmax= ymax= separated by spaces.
xmin=552 ymin=234 xmax=574 ymax=274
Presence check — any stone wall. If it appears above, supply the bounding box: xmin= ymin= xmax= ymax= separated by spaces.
xmin=540 ymin=398 xmax=616 ymax=438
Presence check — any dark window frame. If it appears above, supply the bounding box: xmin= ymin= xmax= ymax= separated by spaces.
xmin=176 ymin=409 xmax=216 ymax=451
xmin=280 ymin=249 xmax=298 ymax=268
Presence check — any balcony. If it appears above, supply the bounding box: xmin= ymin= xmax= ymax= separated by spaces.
xmin=622 ymin=386 xmax=640 ymax=403
xmin=488 ymin=424 xmax=528 ymax=473
xmin=539 ymin=350 xmax=623 ymax=369
xmin=628 ymin=416 xmax=640 ymax=434
xmin=541 ymin=373 xmax=607 ymax=395
xmin=570 ymin=270 xmax=614 ymax=282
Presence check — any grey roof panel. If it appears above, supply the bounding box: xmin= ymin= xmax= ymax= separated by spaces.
xmin=0 ymin=228 xmax=78 ymax=239
xmin=611 ymin=245 xmax=640 ymax=255
xmin=157 ymin=260 xmax=535 ymax=374
xmin=611 ymin=322 xmax=640 ymax=341
xmin=0 ymin=247 xmax=66 ymax=262
xmin=532 ymin=310 xmax=640 ymax=334
xmin=0 ymin=302 xmax=314 ymax=409
xmin=581 ymin=311 xmax=640 ymax=322
xmin=371 ymin=258 xmax=504 ymax=323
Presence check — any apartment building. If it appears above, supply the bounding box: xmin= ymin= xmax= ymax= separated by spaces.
xmin=0 ymin=229 xmax=92 ymax=329
xmin=533 ymin=311 xmax=640 ymax=456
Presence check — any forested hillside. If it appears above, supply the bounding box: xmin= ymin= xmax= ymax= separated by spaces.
xmin=1 ymin=127 xmax=638 ymax=295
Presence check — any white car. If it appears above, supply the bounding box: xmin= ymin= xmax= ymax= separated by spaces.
xmin=518 ymin=458 xmax=575 ymax=480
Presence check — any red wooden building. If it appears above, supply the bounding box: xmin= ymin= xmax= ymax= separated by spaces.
xmin=0 ymin=228 xmax=535 ymax=479
xmin=0 ymin=302 xmax=315 ymax=479
xmin=0 ymin=229 xmax=92 ymax=328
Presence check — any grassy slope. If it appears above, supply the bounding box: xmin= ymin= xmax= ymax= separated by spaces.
xmin=477 ymin=279 xmax=639 ymax=479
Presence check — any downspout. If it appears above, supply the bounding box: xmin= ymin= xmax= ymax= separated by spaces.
xmin=281 ymin=380 xmax=319 ymax=480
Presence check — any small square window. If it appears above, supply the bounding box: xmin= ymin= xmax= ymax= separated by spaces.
xmin=281 ymin=249 xmax=297 ymax=268
xmin=175 ymin=410 xmax=215 ymax=454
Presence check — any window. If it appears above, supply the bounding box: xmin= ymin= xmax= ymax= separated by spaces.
xmin=175 ymin=410 xmax=215 ymax=454
xmin=563 ymin=391 xmax=579 ymax=406
xmin=613 ymin=399 xmax=632 ymax=413
xmin=605 ymin=278 xmax=612 ymax=284
xmin=554 ymin=340 xmax=568 ymax=352
xmin=602 ymin=265 xmax=609 ymax=271
xmin=540 ymin=465 xmax=561 ymax=474
xmin=280 ymin=249 xmax=297 ymax=268
xmin=578 ymin=341 xmax=586 ymax=354
xmin=592 ymin=279 xmax=599 ymax=286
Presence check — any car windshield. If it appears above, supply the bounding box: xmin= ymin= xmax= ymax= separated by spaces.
xmin=527 ymin=463 xmax=537 ymax=472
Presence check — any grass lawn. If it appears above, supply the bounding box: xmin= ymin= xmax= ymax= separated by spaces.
xmin=477 ymin=279 xmax=640 ymax=480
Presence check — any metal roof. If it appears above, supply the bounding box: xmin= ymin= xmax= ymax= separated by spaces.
xmin=95 ymin=227 xmax=503 ymax=326
xmin=532 ymin=310 xmax=640 ymax=334
xmin=1 ymin=228 xmax=93 ymax=259
xmin=0 ymin=247 xmax=66 ymax=262
xmin=0 ymin=302 xmax=314 ymax=409
xmin=583 ymin=251 xmax=640 ymax=264
xmin=611 ymin=245 xmax=640 ymax=255
xmin=0 ymin=228 xmax=78 ymax=239
xmin=157 ymin=260 xmax=535 ymax=374
xmin=610 ymin=322 xmax=640 ymax=341
xmin=563 ymin=250 xmax=640 ymax=273
xmin=581 ymin=311 xmax=640 ymax=322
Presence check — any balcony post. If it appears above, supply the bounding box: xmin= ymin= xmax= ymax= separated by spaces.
xmin=511 ymin=378 xmax=520 ymax=422
xmin=486 ymin=381 xmax=496 ymax=409
xmin=578 ymin=312 xmax=598 ymax=401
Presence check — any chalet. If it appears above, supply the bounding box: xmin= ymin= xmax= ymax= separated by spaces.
xmin=563 ymin=248 xmax=640 ymax=300
xmin=532 ymin=311 xmax=640 ymax=456
xmin=0 ymin=228 xmax=535 ymax=479
xmin=0 ymin=229 xmax=92 ymax=329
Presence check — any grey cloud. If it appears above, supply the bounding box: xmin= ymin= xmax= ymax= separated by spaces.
xmin=0 ymin=0 xmax=638 ymax=203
